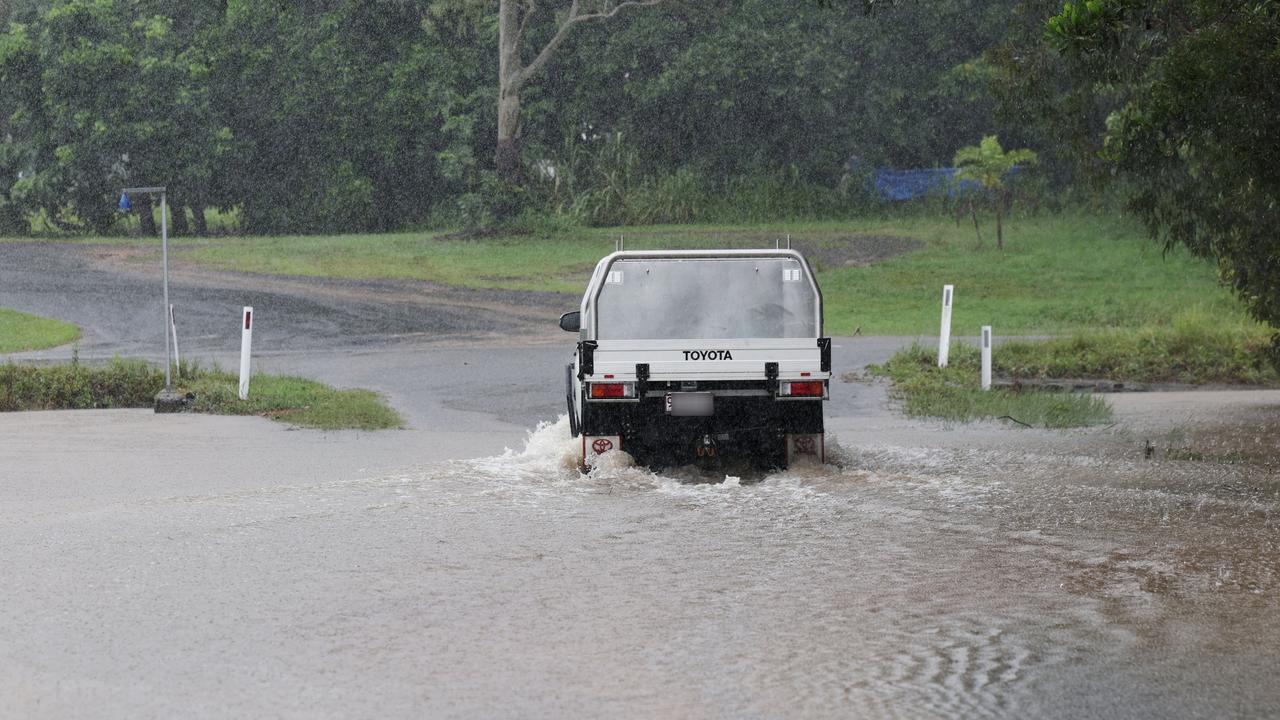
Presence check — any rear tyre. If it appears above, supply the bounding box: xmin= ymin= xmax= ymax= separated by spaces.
xmin=753 ymin=433 xmax=787 ymax=472
xmin=565 ymin=363 xmax=579 ymax=437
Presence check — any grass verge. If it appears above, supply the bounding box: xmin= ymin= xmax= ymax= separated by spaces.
xmin=7 ymin=213 xmax=1265 ymax=340
xmin=869 ymin=311 xmax=1277 ymax=426
xmin=815 ymin=214 xmax=1248 ymax=336
xmin=183 ymin=372 xmax=402 ymax=430
xmin=869 ymin=344 xmax=1113 ymax=428
xmin=995 ymin=310 xmax=1278 ymax=385
xmin=0 ymin=308 xmax=80 ymax=353
xmin=160 ymin=213 xmax=1253 ymax=336
xmin=0 ymin=359 xmax=403 ymax=430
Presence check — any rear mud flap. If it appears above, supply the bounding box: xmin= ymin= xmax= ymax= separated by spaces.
xmin=785 ymin=433 xmax=824 ymax=467
xmin=582 ymin=435 xmax=622 ymax=469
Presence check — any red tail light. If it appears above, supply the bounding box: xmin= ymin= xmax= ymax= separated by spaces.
xmin=590 ymin=382 xmax=632 ymax=399
xmin=784 ymin=381 xmax=825 ymax=397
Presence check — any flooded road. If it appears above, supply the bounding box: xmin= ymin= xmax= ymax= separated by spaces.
xmin=3 ymin=245 xmax=1278 ymax=717
xmin=4 ymin=413 xmax=1277 ymax=719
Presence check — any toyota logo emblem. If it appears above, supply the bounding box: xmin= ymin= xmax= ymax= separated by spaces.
xmin=592 ymin=438 xmax=614 ymax=454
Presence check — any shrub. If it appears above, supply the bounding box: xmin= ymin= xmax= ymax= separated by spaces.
xmin=996 ymin=311 xmax=1277 ymax=385
xmin=0 ymin=359 xmax=162 ymax=411
xmin=870 ymin=343 xmax=1112 ymax=427
xmin=0 ymin=359 xmax=402 ymax=429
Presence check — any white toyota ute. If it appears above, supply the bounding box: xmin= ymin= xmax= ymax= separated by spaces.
xmin=559 ymin=249 xmax=831 ymax=470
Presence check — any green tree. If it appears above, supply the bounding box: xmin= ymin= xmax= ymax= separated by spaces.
xmin=201 ymin=0 xmax=487 ymax=233
xmin=0 ymin=0 xmax=229 ymax=234
xmin=981 ymin=0 xmax=1110 ymax=194
xmin=1045 ymin=0 xmax=1280 ymax=337
xmin=493 ymin=0 xmax=664 ymax=185
xmin=953 ymin=135 xmax=1037 ymax=249
xmin=0 ymin=0 xmax=53 ymax=25
xmin=0 ymin=0 xmax=1037 ymax=234
xmin=526 ymin=0 xmax=1020 ymax=201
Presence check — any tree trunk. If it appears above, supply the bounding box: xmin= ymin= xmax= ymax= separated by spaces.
xmin=492 ymin=0 xmax=663 ymax=186
xmin=193 ymin=203 xmax=209 ymax=236
xmin=969 ymin=198 xmax=982 ymax=248
xmin=496 ymin=91 xmax=523 ymax=183
xmin=996 ymin=203 xmax=1004 ymax=250
xmin=138 ymin=196 xmax=156 ymax=236
xmin=171 ymin=202 xmax=190 ymax=236
xmin=496 ymin=0 xmax=523 ymax=184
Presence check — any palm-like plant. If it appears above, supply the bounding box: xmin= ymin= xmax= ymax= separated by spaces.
xmin=954 ymin=135 xmax=1038 ymax=249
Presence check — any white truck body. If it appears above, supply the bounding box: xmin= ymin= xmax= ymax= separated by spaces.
xmin=562 ymin=249 xmax=830 ymax=469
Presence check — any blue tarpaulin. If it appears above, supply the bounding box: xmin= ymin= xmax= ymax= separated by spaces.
xmin=873 ymin=167 xmax=979 ymax=201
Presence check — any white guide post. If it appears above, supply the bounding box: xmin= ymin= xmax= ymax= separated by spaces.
xmin=169 ymin=304 xmax=180 ymax=372
xmin=981 ymin=325 xmax=993 ymax=390
xmin=239 ymin=306 xmax=253 ymax=400
xmin=938 ymin=284 xmax=954 ymax=368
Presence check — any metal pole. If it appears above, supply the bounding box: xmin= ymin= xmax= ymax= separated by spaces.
xmin=161 ymin=192 xmax=171 ymax=390
xmin=121 ymin=186 xmax=171 ymax=397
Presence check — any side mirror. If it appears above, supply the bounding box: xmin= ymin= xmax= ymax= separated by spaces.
xmin=559 ymin=311 xmax=581 ymax=333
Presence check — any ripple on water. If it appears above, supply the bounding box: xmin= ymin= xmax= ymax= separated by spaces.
xmin=411 ymin=416 xmax=1280 ymax=717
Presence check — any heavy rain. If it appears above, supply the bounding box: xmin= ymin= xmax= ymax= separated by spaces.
xmin=2 ymin=1 xmax=1278 ymax=718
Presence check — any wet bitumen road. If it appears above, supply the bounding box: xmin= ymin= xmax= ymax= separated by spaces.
xmin=3 ymin=241 xmax=1279 ymax=719
xmin=0 ymin=241 xmax=538 ymax=357
xmin=1 ymin=241 xmax=570 ymax=428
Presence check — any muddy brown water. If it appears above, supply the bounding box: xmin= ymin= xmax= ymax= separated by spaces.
xmin=4 ymin=415 xmax=1275 ymax=719
xmin=3 ymin=242 xmax=1278 ymax=717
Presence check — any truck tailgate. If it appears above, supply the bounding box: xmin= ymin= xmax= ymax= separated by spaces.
xmin=590 ymin=338 xmax=828 ymax=380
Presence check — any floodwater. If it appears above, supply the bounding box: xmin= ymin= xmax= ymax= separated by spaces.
xmin=3 ymin=416 xmax=1278 ymax=718
xmin=454 ymin=418 xmax=1280 ymax=718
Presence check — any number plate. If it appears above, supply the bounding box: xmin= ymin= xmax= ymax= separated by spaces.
xmin=666 ymin=392 xmax=714 ymax=417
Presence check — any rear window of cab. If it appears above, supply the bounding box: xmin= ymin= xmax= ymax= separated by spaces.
xmin=595 ymin=257 xmax=818 ymax=340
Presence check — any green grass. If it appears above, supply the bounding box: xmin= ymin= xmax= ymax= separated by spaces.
xmin=3 ymin=212 xmax=1260 ymax=339
xmin=996 ymin=308 xmax=1279 ymax=385
xmin=167 ymin=213 xmax=1248 ymax=336
xmin=183 ymin=371 xmax=403 ymax=430
xmin=0 ymin=359 xmax=403 ymax=430
xmin=0 ymin=308 xmax=80 ymax=353
xmin=817 ymin=214 xmax=1248 ymax=336
xmin=0 ymin=358 xmax=160 ymax=409
xmin=176 ymin=223 xmax=831 ymax=295
xmin=868 ymin=308 xmax=1277 ymax=427
xmin=19 ymin=205 xmax=243 ymax=237
xmin=870 ymin=343 xmax=1114 ymax=428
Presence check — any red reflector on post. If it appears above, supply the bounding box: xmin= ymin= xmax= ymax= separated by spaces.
xmin=590 ymin=383 xmax=627 ymax=399
xmin=788 ymin=381 xmax=824 ymax=397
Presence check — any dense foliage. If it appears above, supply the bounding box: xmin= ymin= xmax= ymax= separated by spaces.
xmin=0 ymin=0 xmax=1024 ymax=233
xmin=0 ymin=0 xmax=227 ymax=233
xmin=1043 ymin=1 xmax=1280 ymax=336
